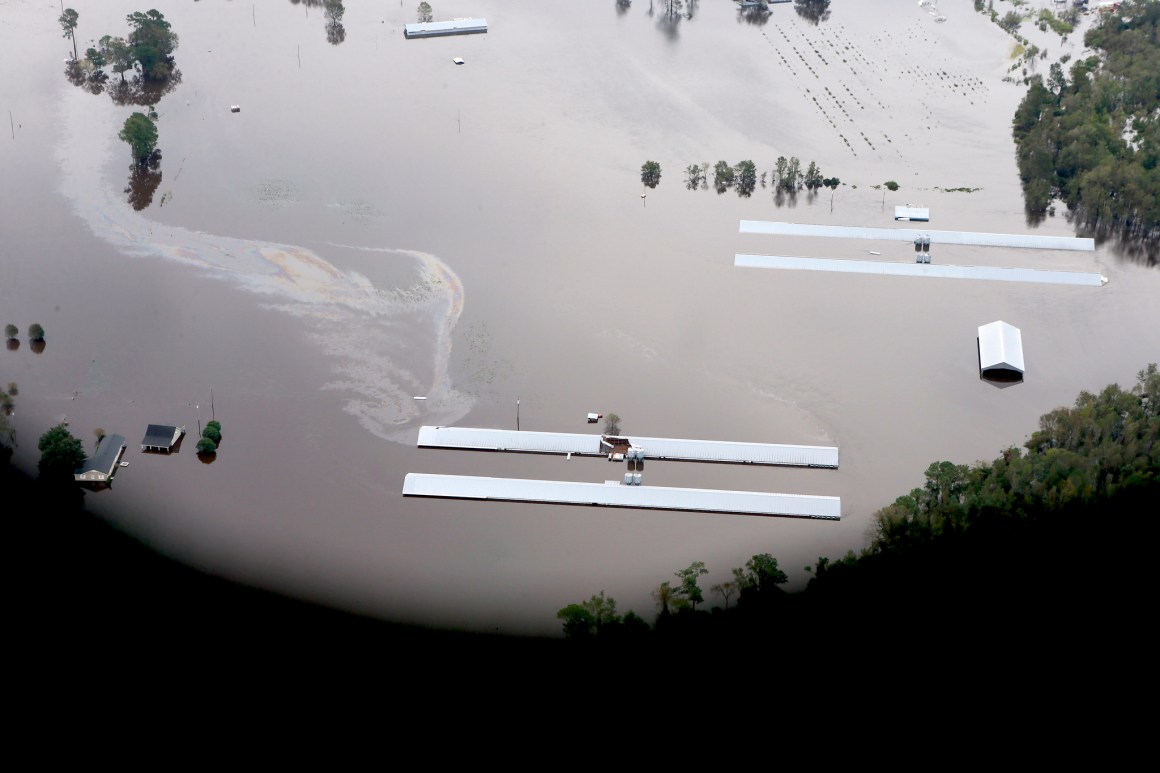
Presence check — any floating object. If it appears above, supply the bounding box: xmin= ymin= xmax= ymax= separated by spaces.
xmin=586 ymin=412 xmax=602 ymax=423
xmin=120 ymin=462 xmax=130 ymax=467
xmin=413 ymin=396 xmax=427 ymax=400
xmin=230 ymin=105 xmax=241 ymax=113
xmin=869 ymin=251 xmax=881 ymax=255
xmin=452 ymin=57 xmax=465 ymax=65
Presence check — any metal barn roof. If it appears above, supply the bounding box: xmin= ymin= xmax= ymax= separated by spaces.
xmin=978 ymin=320 xmax=1025 ymax=374
xmin=141 ymin=424 xmax=184 ymax=450
xmin=402 ymin=473 xmax=841 ymax=519
xmin=735 ymin=254 xmax=1106 ymax=287
xmin=75 ymin=433 xmax=126 ymax=478
xmin=417 ymin=426 xmax=838 ymax=467
xmin=739 ymin=220 xmax=1096 ymax=251
xmin=403 ymin=18 xmax=488 ymax=38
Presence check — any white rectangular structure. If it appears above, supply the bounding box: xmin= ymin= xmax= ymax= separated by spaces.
xmin=894 ymin=206 xmax=930 ymax=221
xmin=417 ymin=426 xmax=838 ymax=467
xmin=404 ymin=18 xmax=488 ymax=38
xmin=736 ymin=254 xmax=1106 ymax=287
xmin=739 ymin=220 xmax=1096 ymax=251
xmin=978 ymin=321 xmax=1025 ymax=375
xmin=402 ymin=473 xmax=841 ymax=520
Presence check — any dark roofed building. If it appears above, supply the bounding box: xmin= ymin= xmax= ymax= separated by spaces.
xmin=75 ymin=433 xmax=127 ymax=483
xmin=141 ymin=424 xmax=186 ymax=453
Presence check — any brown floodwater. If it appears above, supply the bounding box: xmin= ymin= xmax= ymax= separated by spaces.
xmin=2 ymin=0 xmax=1157 ymax=636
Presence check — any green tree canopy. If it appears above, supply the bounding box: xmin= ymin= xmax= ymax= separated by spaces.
xmin=27 ymin=323 xmax=45 ymax=341
xmin=126 ymin=9 xmax=179 ymax=80
xmin=4 ymin=324 xmax=17 ymax=339
xmin=734 ymin=160 xmax=757 ymax=197
xmin=38 ymin=424 xmax=86 ymax=479
xmin=196 ymin=437 xmax=218 ymax=455
xmin=417 ymin=2 xmax=433 ymax=22
xmin=673 ymin=561 xmax=709 ymax=611
xmin=119 ymin=112 xmax=158 ymax=164
xmin=641 ymin=160 xmax=662 ymax=189
xmin=60 ymin=8 xmax=79 ymax=60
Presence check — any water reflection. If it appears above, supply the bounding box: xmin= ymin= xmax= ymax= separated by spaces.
xmin=59 ymin=94 xmax=473 ymax=444
xmin=794 ymin=0 xmax=831 ymax=25
xmin=64 ymin=60 xmax=183 ymax=109
xmin=324 ymin=1 xmax=346 ymax=45
xmin=616 ymin=0 xmax=632 ymax=16
xmin=125 ymin=151 xmax=163 ymax=211
xmin=30 ymin=340 xmax=46 ymax=355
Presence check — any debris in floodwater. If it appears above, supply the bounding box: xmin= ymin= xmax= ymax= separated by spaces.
xmin=230 ymin=105 xmax=241 ymax=113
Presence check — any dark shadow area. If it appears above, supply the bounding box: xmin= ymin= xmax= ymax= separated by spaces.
xmin=108 ymin=70 xmax=182 ymax=108
xmin=197 ymin=451 xmax=217 ymax=464
xmin=30 ymin=340 xmax=45 ymax=355
xmin=1094 ymin=229 xmax=1159 ymax=268
xmin=617 ymin=0 xmax=632 ymax=15
xmin=738 ymin=6 xmax=772 ymax=26
xmin=981 ymin=369 xmax=1024 ymax=388
xmin=125 ymin=150 xmax=163 ymax=211
xmin=6 ymin=340 xmax=19 ymax=352
xmin=4 ymin=460 xmax=568 ymax=684
xmin=794 ymin=0 xmax=831 ymax=24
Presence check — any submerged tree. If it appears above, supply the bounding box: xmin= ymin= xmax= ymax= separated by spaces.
xmin=126 ymin=9 xmax=179 ymax=80
xmin=60 ymin=8 xmax=79 ymax=60
xmin=673 ymin=561 xmax=709 ymax=611
xmin=685 ymin=163 xmax=705 ymax=190
xmin=324 ymin=0 xmax=346 ymax=44
xmin=713 ymin=160 xmax=734 ymax=193
xmin=119 ymin=112 xmax=158 ymax=164
xmin=641 ymin=160 xmax=662 ymax=189
xmin=4 ymin=324 xmax=17 ymax=341
xmin=27 ymin=323 xmax=45 ymax=342
xmin=604 ymin=413 xmax=621 ymax=436
xmin=417 ymin=2 xmax=433 ymax=22
xmin=37 ymin=424 xmax=85 ymax=480
xmin=734 ymin=160 xmax=757 ymax=197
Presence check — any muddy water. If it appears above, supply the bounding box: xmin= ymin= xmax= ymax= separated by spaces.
xmin=2 ymin=1 xmax=1157 ymax=636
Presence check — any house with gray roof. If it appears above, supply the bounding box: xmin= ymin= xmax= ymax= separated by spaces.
xmin=141 ymin=423 xmax=186 ymax=453
xmin=74 ymin=433 xmax=126 ymax=483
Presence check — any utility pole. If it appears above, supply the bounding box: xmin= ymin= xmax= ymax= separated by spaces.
xmin=196 ymin=403 xmax=202 ymax=436
xmin=516 ymin=398 xmax=520 ymax=431
xmin=210 ymin=387 xmax=215 ymax=421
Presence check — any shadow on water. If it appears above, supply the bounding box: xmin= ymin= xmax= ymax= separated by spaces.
xmin=326 ymin=23 xmax=346 ymax=45
xmin=64 ymin=62 xmax=183 ymax=109
xmin=30 ymin=340 xmax=46 ymax=355
xmin=794 ymin=0 xmax=832 ymax=25
xmin=617 ymin=0 xmax=632 ymax=14
xmin=197 ymin=452 xmax=217 ymax=465
xmin=125 ymin=151 xmax=163 ymax=212
xmin=738 ymin=7 xmax=772 ymax=27
xmin=981 ymin=369 xmax=1024 ymax=389
xmin=6 ymin=340 xmax=19 ymax=352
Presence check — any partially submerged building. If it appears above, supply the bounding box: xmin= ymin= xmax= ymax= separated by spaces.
xmin=403 ymin=18 xmax=488 ymax=38
xmin=895 ymin=206 xmax=930 ymax=222
xmin=74 ymin=433 xmax=126 ymax=483
xmin=978 ymin=321 xmax=1025 ymax=378
xmin=141 ymin=423 xmax=186 ymax=453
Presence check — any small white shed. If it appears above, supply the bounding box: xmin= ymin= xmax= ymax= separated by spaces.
xmin=978 ymin=321 xmax=1024 ymax=376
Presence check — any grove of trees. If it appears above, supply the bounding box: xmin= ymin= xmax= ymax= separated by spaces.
xmin=1012 ymin=0 xmax=1160 ymax=244
xmin=555 ymin=363 xmax=1160 ymax=648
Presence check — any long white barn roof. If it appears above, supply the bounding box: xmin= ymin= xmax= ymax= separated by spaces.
xmin=736 ymin=254 xmax=1106 ymax=287
xmin=417 ymin=426 xmax=838 ymax=467
xmin=402 ymin=473 xmax=841 ymax=519
xmin=740 ymin=220 xmax=1096 ymax=251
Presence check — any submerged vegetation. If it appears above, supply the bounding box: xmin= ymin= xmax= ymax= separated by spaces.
xmin=1012 ymin=1 xmax=1160 ymax=245
xmin=555 ymin=365 xmax=1160 ymax=645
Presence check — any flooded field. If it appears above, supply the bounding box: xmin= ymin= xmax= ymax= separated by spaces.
xmin=2 ymin=0 xmax=1158 ymax=636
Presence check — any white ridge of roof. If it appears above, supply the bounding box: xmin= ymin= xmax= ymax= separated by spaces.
xmin=402 ymin=473 xmax=841 ymax=519
xmin=736 ymin=254 xmax=1106 ymax=287
xmin=740 ymin=220 xmax=1095 ymax=251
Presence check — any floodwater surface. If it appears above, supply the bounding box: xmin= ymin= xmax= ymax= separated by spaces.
xmin=2 ymin=0 xmax=1158 ymax=636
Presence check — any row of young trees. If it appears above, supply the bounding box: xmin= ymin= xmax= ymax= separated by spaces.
xmin=556 ymin=363 xmax=1160 ymax=643
xmin=641 ymin=159 xmax=839 ymax=199
xmin=61 ymin=8 xmax=179 ymax=82
xmin=1011 ymin=0 xmax=1160 ymax=242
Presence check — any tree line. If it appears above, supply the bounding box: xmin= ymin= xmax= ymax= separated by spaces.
xmin=555 ymin=363 xmax=1160 ymax=645
xmin=1011 ymin=0 xmax=1160 ymax=244
xmin=641 ymin=158 xmax=841 ymax=200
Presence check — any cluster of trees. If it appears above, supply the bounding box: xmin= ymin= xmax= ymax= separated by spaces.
xmin=1011 ymin=1 xmax=1160 ymax=242
xmin=62 ymin=8 xmax=180 ymax=83
xmin=418 ymin=2 xmax=434 ymax=23
xmin=557 ymin=554 xmax=791 ymax=641
xmin=5 ymin=324 xmax=45 ymax=344
xmin=556 ymin=363 xmax=1160 ymax=644
xmin=36 ymin=424 xmax=86 ymax=483
xmin=119 ymin=112 xmax=159 ymax=165
xmin=679 ymin=157 xmax=837 ymax=199
xmin=197 ymin=420 xmax=222 ymax=456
